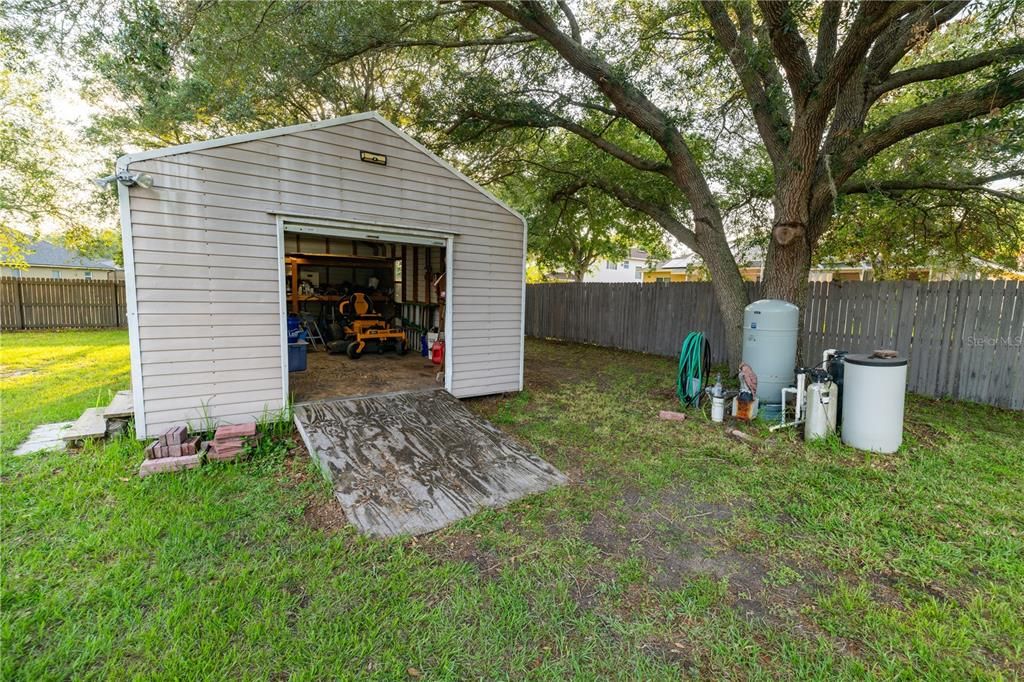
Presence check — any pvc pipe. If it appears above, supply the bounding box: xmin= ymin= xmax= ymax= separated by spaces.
xmin=773 ymin=371 xmax=807 ymax=431
xmin=795 ymin=373 xmax=805 ymax=421
xmin=780 ymin=387 xmax=797 ymax=424
xmin=769 ymin=419 xmax=804 ymax=432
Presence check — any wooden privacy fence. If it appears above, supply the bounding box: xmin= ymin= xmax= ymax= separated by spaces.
xmin=525 ymin=280 xmax=1024 ymax=410
xmin=1 ymin=277 xmax=127 ymax=330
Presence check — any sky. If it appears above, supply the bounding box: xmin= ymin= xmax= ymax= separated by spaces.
xmin=36 ymin=67 xmax=113 ymax=236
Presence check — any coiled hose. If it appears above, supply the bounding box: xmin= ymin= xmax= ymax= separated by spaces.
xmin=677 ymin=331 xmax=711 ymax=408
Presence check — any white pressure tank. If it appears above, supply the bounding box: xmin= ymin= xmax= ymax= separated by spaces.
xmin=804 ymin=370 xmax=838 ymax=440
xmin=840 ymin=354 xmax=908 ymax=453
xmin=741 ymin=299 xmax=799 ymax=404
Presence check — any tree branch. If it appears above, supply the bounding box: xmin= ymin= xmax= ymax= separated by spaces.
xmin=757 ymin=0 xmax=815 ymax=107
xmin=475 ymin=0 xmax=718 ymax=213
xmin=814 ymin=2 xmax=842 ymax=74
xmin=321 ymin=31 xmax=537 ymax=66
xmin=701 ymin=1 xmax=790 ymax=165
xmin=842 ymin=171 xmax=1024 ymax=202
xmin=844 ymin=70 xmax=1024 ymax=170
xmin=590 ymin=181 xmax=698 ymax=251
xmin=873 ymin=45 xmax=1024 ymax=99
xmin=550 ymin=115 xmax=673 ymax=174
xmin=812 ymin=2 xmax=922 ymax=121
xmin=457 ymin=106 xmax=672 ymax=174
xmin=518 ymin=87 xmax=620 ymax=117
xmin=867 ymin=2 xmax=967 ymax=82
xmin=551 ymin=176 xmax=697 ymax=250
xmin=555 ymin=0 xmax=581 ymax=42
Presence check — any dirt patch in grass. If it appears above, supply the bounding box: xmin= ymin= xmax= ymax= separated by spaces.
xmin=647 ymin=386 xmax=677 ymax=400
xmin=521 ymin=340 xmax=624 ymax=393
xmin=576 ymin=487 xmax=771 ymax=594
xmin=417 ymin=533 xmax=503 ymax=578
xmin=303 ymin=493 xmax=347 ymax=535
xmin=540 ymin=483 xmax=837 ymax=632
xmin=525 ymin=356 xmax=582 ymax=392
xmin=278 ymin=441 xmax=348 ymax=534
xmin=902 ymin=416 xmax=942 ymax=449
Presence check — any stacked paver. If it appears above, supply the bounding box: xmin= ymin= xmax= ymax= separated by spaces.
xmin=140 ymin=426 xmax=203 ymax=477
xmin=139 ymin=422 xmax=257 ymax=477
xmin=207 ymin=423 xmax=257 ymax=461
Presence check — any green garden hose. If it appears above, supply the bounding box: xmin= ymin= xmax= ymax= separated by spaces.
xmin=677 ymin=331 xmax=711 ymax=408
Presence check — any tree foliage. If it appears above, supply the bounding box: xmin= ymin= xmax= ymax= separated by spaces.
xmin=0 ymin=30 xmax=119 ymax=267
xmin=10 ymin=0 xmax=1024 ymax=363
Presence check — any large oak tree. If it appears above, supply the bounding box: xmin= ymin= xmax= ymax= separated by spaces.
xmin=21 ymin=0 xmax=1023 ymax=365
xmin=413 ymin=0 xmax=1024 ymax=365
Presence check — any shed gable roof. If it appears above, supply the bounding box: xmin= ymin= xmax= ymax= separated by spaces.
xmin=117 ymin=112 xmax=523 ymax=223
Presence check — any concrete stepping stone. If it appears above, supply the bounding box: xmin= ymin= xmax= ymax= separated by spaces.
xmin=62 ymin=407 xmax=108 ymax=442
xmin=103 ymin=390 xmax=134 ymax=418
xmin=13 ymin=422 xmax=73 ymax=456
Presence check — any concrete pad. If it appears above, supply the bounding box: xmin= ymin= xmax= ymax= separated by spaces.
xmin=13 ymin=421 xmax=74 ymax=456
xmin=62 ymin=407 xmax=108 ymax=442
xmin=103 ymin=390 xmax=134 ymax=418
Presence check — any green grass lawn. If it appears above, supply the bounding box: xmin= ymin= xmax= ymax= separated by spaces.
xmin=2 ymin=331 xmax=1022 ymax=679
xmin=0 ymin=330 xmax=131 ymax=452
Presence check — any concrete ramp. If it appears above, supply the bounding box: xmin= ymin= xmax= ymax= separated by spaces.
xmin=294 ymin=390 xmax=566 ymax=537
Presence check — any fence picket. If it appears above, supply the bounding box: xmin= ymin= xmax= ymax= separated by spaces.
xmin=525 ymin=280 xmax=1020 ymax=409
xmin=0 ymin=277 xmax=127 ymax=331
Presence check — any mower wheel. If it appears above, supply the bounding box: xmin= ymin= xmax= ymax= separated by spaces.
xmin=346 ymin=341 xmax=362 ymax=359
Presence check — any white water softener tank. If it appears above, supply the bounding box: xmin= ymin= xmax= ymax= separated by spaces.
xmin=741 ymin=299 xmax=799 ymax=404
xmin=840 ymin=354 xmax=908 ymax=453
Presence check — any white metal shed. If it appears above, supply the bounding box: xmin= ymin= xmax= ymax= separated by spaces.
xmin=117 ymin=112 xmax=526 ymax=438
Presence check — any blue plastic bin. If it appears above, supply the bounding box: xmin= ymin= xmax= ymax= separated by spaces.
xmin=287 ymin=315 xmax=308 ymax=342
xmin=288 ymin=340 xmax=308 ymax=372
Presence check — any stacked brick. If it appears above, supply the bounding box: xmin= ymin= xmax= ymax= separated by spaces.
xmin=207 ymin=423 xmax=256 ymax=461
xmin=139 ymin=425 xmax=204 ymax=477
xmin=138 ymin=422 xmax=258 ymax=477
xmin=145 ymin=426 xmax=202 ymax=458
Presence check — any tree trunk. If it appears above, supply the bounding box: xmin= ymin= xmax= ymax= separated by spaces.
xmin=763 ymin=237 xmax=811 ymax=305
xmin=693 ymin=226 xmax=749 ymax=370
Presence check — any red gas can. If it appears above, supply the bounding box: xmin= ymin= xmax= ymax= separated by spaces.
xmin=430 ymin=339 xmax=445 ymax=365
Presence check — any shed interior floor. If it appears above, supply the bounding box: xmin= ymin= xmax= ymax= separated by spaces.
xmin=289 ymin=348 xmax=442 ymax=403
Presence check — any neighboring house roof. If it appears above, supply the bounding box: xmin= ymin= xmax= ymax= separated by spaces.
xmin=968 ymin=255 xmax=1024 ymax=277
xmin=21 ymin=238 xmax=120 ymax=271
xmin=628 ymin=248 xmax=650 ymax=260
xmin=656 ymin=256 xmax=695 ymax=270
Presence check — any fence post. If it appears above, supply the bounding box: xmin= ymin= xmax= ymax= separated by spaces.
xmin=111 ymin=279 xmax=119 ymax=327
xmin=14 ymin=278 xmax=25 ymax=330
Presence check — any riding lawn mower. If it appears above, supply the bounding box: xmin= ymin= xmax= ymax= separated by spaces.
xmin=327 ymin=292 xmax=408 ymax=359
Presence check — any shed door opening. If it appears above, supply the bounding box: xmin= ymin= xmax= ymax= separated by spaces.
xmin=280 ymin=221 xmax=451 ymax=403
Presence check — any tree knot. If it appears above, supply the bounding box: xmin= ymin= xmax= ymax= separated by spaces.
xmin=772 ymin=222 xmax=806 ymax=245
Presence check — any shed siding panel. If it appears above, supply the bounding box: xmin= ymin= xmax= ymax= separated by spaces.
xmin=126 ymin=116 xmax=523 ymax=436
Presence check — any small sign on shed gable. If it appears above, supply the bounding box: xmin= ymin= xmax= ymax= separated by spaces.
xmin=360 ymin=150 xmax=387 ymax=166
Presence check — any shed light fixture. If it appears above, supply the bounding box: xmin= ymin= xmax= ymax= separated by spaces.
xmin=360 ymin=150 xmax=387 ymax=166
xmin=93 ymin=171 xmax=154 ymax=189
